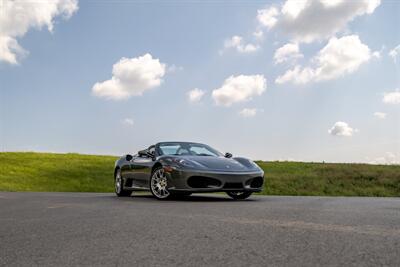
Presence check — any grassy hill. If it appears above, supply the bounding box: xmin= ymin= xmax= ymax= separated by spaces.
xmin=0 ymin=152 xmax=116 ymax=192
xmin=1 ymin=152 xmax=399 ymax=196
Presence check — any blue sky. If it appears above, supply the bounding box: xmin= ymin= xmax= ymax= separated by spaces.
xmin=1 ymin=0 xmax=399 ymax=163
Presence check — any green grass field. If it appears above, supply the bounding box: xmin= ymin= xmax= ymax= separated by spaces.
xmin=1 ymin=152 xmax=399 ymax=196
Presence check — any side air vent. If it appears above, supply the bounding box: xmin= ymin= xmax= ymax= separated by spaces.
xmin=124 ymin=178 xmax=133 ymax=188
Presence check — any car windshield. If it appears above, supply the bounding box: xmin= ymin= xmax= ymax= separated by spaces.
xmin=157 ymin=142 xmax=223 ymax=157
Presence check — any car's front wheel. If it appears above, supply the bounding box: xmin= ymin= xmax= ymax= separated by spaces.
xmin=226 ymin=191 xmax=252 ymax=200
xmin=150 ymin=167 xmax=171 ymax=200
xmin=115 ymin=169 xmax=131 ymax=197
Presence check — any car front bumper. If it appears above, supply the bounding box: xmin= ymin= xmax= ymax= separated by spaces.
xmin=165 ymin=168 xmax=264 ymax=193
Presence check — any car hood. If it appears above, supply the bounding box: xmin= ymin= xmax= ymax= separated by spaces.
xmin=181 ymin=156 xmax=254 ymax=172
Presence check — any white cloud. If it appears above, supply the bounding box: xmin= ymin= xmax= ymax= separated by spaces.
xmin=222 ymin=35 xmax=259 ymax=54
xmin=281 ymin=0 xmax=309 ymax=19
xmin=372 ymin=51 xmax=381 ymax=59
xmin=121 ymin=118 xmax=134 ymax=126
xmin=383 ymin=90 xmax=400 ymax=104
xmin=239 ymin=108 xmax=257 ymax=117
xmin=92 ymin=54 xmax=166 ymax=100
xmin=257 ymin=0 xmax=381 ymax=43
xmin=187 ymin=88 xmax=205 ymax=103
xmin=369 ymin=152 xmax=400 ymax=165
xmin=389 ymin=44 xmax=400 ymax=62
xmin=274 ymin=43 xmax=303 ymax=64
xmin=328 ymin=121 xmax=357 ymax=137
xmin=253 ymin=30 xmax=264 ymax=39
xmin=257 ymin=7 xmax=279 ymax=30
xmin=0 ymin=0 xmax=78 ymax=64
xmin=212 ymin=75 xmax=266 ymax=106
xmin=167 ymin=64 xmax=183 ymax=73
xmin=373 ymin=112 xmax=387 ymax=119
xmin=276 ymin=35 xmax=375 ymax=84
xmin=0 ymin=36 xmax=28 ymax=64
xmin=276 ymin=65 xmax=313 ymax=84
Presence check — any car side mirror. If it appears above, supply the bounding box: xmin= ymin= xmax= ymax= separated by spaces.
xmin=126 ymin=154 xmax=133 ymax=161
xmin=147 ymin=151 xmax=156 ymax=161
xmin=224 ymin=152 xmax=232 ymax=158
xmin=138 ymin=150 xmax=147 ymax=157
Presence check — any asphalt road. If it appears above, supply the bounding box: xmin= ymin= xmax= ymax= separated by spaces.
xmin=0 ymin=192 xmax=399 ymax=267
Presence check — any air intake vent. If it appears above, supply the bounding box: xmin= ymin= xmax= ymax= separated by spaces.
xmin=249 ymin=177 xmax=263 ymax=188
xmin=187 ymin=176 xmax=222 ymax=188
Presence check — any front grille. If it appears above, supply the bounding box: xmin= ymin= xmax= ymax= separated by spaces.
xmin=187 ymin=176 xmax=222 ymax=188
xmin=223 ymin=182 xmax=243 ymax=189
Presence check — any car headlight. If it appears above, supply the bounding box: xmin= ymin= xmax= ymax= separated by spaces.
xmin=249 ymin=160 xmax=261 ymax=169
xmin=171 ymin=158 xmax=195 ymax=168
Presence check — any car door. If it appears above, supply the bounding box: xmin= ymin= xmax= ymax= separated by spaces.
xmin=131 ymin=153 xmax=153 ymax=188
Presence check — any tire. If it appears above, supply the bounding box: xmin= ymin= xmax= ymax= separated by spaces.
xmin=226 ymin=191 xmax=252 ymax=200
xmin=115 ymin=169 xmax=131 ymax=197
xmin=150 ymin=166 xmax=171 ymax=200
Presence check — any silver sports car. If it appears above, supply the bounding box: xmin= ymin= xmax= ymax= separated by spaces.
xmin=114 ymin=141 xmax=264 ymax=200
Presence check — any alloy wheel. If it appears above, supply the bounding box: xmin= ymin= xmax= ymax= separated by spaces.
xmin=115 ymin=170 xmax=122 ymax=194
xmin=150 ymin=168 xmax=170 ymax=199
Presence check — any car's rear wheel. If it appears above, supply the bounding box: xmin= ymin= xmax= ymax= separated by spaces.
xmin=115 ymin=169 xmax=131 ymax=197
xmin=226 ymin=191 xmax=252 ymax=200
xmin=150 ymin=167 xmax=171 ymax=200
